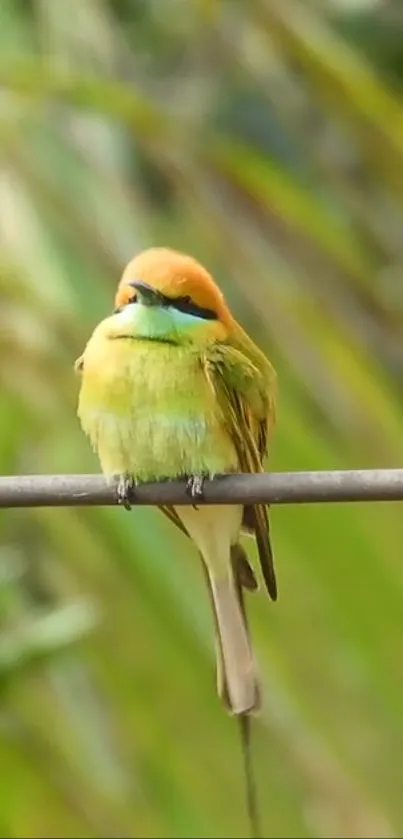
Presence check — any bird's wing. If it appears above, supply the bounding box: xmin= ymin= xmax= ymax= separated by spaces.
xmin=202 ymin=342 xmax=277 ymax=601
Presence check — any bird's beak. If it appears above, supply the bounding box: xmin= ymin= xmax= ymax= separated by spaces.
xmin=129 ymin=280 xmax=164 ymax=307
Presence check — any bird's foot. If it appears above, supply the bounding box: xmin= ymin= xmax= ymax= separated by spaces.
xmin=186 ymin=474 xmax=206 ymax=510
xmin=116 ymin=473 xmax=135 ymax=511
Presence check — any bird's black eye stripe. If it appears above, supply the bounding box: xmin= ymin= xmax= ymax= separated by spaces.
xmin=114 ymin=292 xmax=217 ymax=320
xmin=168 ymin=295 xmax=217 ymax=321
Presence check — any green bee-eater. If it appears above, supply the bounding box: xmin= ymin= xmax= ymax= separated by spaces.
xmin=76 ymin=247 xmax=277 ymax=716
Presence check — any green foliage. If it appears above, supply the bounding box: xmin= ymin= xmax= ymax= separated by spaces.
xmin=1 ymin=1 xmax=403 ymax=836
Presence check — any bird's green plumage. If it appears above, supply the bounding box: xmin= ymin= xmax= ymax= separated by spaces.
xmin=78 ymin=336 xmax=239 ymax=481
xmin=77 ymin=303 xmax=276 ymax=485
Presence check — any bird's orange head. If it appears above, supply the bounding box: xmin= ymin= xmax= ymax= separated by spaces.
xmin=108 ymin=247 xmax=232 ymax=345
xmin=115 ymin=247 xmax=230 ymax=320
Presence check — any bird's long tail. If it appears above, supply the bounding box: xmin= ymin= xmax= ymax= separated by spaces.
xmin=202 ymin=543 xmax=260 ymax=715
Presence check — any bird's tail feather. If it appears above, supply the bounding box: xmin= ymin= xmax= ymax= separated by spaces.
xmin=202 ymin=544 xmax=260 ymax=715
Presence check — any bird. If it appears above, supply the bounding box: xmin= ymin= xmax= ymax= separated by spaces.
xmin=75 ymin=247 xmax=277 ymax=717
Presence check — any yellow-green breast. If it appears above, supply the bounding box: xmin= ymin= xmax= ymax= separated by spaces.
xmin=78 ymin=334 xmax=238 ymax=482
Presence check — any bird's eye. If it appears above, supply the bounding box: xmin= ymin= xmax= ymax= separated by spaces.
xmin=181 ymin=295 xmax=192 ymax=305
xmin=127 ymin=294 xmax=137 ymax=305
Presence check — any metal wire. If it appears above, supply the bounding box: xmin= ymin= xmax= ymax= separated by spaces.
xmin=0 ymin=469 xmax=403 ymax=508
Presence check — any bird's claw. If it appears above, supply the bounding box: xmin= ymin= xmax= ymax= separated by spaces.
xmin=186 ymin=474 xmax=206 ymax=510
xmin=116 ymin=474 xmax=135 ymax=511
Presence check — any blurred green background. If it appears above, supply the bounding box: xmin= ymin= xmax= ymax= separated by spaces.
xmin=1 ymin=0 xmax=403 ymax=836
